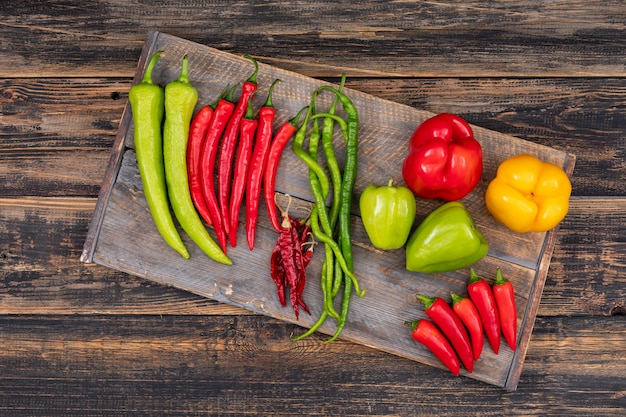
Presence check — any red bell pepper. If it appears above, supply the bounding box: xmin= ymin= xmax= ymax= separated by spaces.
xmin=401 ymin=113 xmax=483 ymax=201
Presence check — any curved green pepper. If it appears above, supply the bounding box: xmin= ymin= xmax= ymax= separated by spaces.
xmin=129 ymin=51 xmax=189 ymax=259
xmin=360 ymin=179 xmax=416 ymax=250
xmin=406 ymin=201 xmax=488 ymax=273
xmin=163 ymin=55 xmax=232 ymax=265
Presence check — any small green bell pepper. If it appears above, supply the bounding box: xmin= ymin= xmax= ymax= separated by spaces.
xmin=360 ymin=179 xmax=416 ymax=250
xmin=406 ymin=201 xmax=488 ymax=273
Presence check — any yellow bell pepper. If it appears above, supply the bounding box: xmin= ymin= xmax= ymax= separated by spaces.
xmin=485 ymin=154 xmax=571 ymax=233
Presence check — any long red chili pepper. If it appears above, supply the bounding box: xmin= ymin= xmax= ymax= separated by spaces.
xmin=187 ymin=105 xmax=214 ymax=225
xmin=451 ymin=292 xmax=484 ymax=361
xmin=263 ymin=106 xmax=309 ymax=232
xmin=199 ymin=84 xmax=238 ymax=252
xmin=227 ymin=100 xmax=258 ymax=247
xmin=245 ymin=79 xmax=281 ymax=250
xmin=417 ymin=295 xmax=474 ymax=373
xmin=411 ymin=319 xmax=460 ymax=376
xmin=289 ymin=216 xmax=310 ymax=316
xmin=492 ymin=268 xmax=518 ymax=351
xmin=217 ymin=55 xmax=258 ymax=237
xmin=187 ymin=88 xmax=227 ymax=226
xmin=270 ymin=238 xmax=287 ymax=307
xmin=467 ymin=268 xmax=501 ymax=354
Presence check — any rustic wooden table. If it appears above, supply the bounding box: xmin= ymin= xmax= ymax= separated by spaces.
xmin=1 ymin=1 xmax=625 ymax=415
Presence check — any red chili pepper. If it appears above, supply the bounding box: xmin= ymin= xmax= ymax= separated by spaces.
xmin=411 ymin=319 xmax=460 ymax=376
xmin=289 ymin=216 xmax=310 ymax=316
xmin=263 ymin=107 xmax=309 ymax=232
xmin=199 ymin=84 xmax=238 ymax=252
xmin=402 ymin=113 xmax=483 ymax=201
xmin=450 ymin=292 xmax=484 ymax=361
xmin=417 ymin=295 xmax=474 ymax=373
xmin=467 ymin=268 xmax=501 ymax=354
xmin=245 ymin=79 xmax=281 ymax=250
xmin=187 ymin=88 xmax=228 ymax=226
xmin=187 ymin=105 xmax=215 ymax=225
xmin=227 ymin=100 xmax=258 ymax=248
xmin=492 ymin=268 xmax=518 ymax=351
xmin=218 ymin=55 xmax=259 ymax=236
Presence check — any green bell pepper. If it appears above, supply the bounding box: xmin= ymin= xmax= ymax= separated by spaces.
xmin=406 ymin=201 xmax=488 ymax=273
xmin=360 ymin=179 xmax=416 ymax=250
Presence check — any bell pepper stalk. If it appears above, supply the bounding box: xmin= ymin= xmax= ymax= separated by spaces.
xmin=485 ymin=153 xmax=571 ymax=233
xmin=405 ymin=201 xmax=488 ymax=274
xmin=402 ymin=113 xmax=483 ymax=201
xmin=359 ymin=179 xmax=416 ymax=250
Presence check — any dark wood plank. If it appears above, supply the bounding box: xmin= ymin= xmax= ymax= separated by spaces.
xmin=1 ymin=315 xmax=624 ymax=416
xmin=1 ymin=1 xmax=625 ymax=78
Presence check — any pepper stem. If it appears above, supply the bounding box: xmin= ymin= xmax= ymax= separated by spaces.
xmin=176 ymin=54 xmax=190 ymax=84
xmin=494 ymin=268 xmax=508 ymax=285
xmin=416 ymin=294 xmax=435 ymax=310
xmin=469 ymin=268 xmax=483 ymax=284
xmin=387 ymin=179 xmax=394 ymax=187
xmin=142 ymin=50 xmax=162 ymax=84
xmin=263 ymin=79 xmax=281 ymax=108
xmin=450 ymin=292 xmax=463 ymax=305
xmin=243 ymin=54 xmax=259 ymax=84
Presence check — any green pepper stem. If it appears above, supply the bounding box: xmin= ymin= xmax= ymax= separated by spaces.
xmin=142 ymin=50 xmax=162 ymax=84
xmin=494 ymin=268 xmax=508 ymax=285
xmin=416 ymin=294 xmax=435 ymax=310
xmin=469 ymin=268 xmax=483 ymax=284
xmin=450 ymin=292 xmax=463 ymax=305
xmin=176 ymin=54 xmax=191 ymax=84
xmin=263 ymin=79 xmax=281 ymax=108
xmin=243 ymin=54 xmax=259 ymax=84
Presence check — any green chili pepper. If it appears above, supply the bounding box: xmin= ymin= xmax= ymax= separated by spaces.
xmin=129 ymin=51 xmax=189 ymax=259
xmin=405 ymin=201 xmax=488 ymax=273
xmin=163 ymin=54 xmax=232 ymax=265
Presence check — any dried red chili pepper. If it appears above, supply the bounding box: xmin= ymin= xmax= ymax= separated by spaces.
xmin=227 ymin=100 xmax=258 ymax=248
xmin=411 ymin=319 xmax=461 ymax=376
xmin=246 ymin=79 xmax=281 ymax=250
xmin=268 ymin=196 xmax=313 ymax=319
xmin=492 ymin=268 xmax=518 ymax=351
xmin=218 ymin=55 xmax=258 ymax=236
xmin=417 ymin=295 xmax=474 ymax=373
xmin=270 ymin=238 xmax=287 ymax=307
xmin=467 ymin=268 xmax=501 ymax=354
xmin=199 ymin=84 xmax=238 ymax=252
xmin=263 ymin=107 xmax=309 ymax=232
xmin=451 ymin=292 xmax=484 ymax=361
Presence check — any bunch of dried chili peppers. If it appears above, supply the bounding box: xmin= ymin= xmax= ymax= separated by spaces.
xmin=410 ymin=268 xmax=518 ymax=376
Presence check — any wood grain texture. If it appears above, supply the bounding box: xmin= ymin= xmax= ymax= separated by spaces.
xmin=1 ymin=0 xmax=625 ymax=413
xmin=1 ymin=1 xmax=625 ymax=78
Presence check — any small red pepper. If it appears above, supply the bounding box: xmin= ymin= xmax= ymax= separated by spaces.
xmin=402 ymin=113 xmax=483 ymax=201
xmin=417 ymin=295 xmax=474 ymax=373
xmin=218 ymin=55 xmax=258 ymax=236
xmin=492 ymin=268 xmax=518 ymax=351
xmin=263 ymin=106 xmax=309 ymax=232
xmin=246 ymin=79 xmax=281 ymax=250
xmin=467 ymin=268 xmax=501 ymax=354
xmin=411 ymin=319 xmax=460 ymax=376
xmin=199 ymin=84 xmax=238 ymax=252
xmin=450 ymin=292 xmax=484 ymax=361
xmin=227 ymin=99 xmax=258 ymax=248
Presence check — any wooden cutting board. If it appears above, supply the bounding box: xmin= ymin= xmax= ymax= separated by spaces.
xmin=81 ymin=30 xmax=575 ymax=390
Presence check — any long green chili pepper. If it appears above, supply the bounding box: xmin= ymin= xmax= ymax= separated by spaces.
xmin=292 ymin=101 xmax=361 ymax=295
xmin=306 ymin=99 xmax=340 ymax=320
xmin=317 ymin=82 xmax=363 ymax=341
xmin=129 ymin=51 xmax=189 ymax=259
xmin=163 ymin=55 xmax=232 ymax=265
